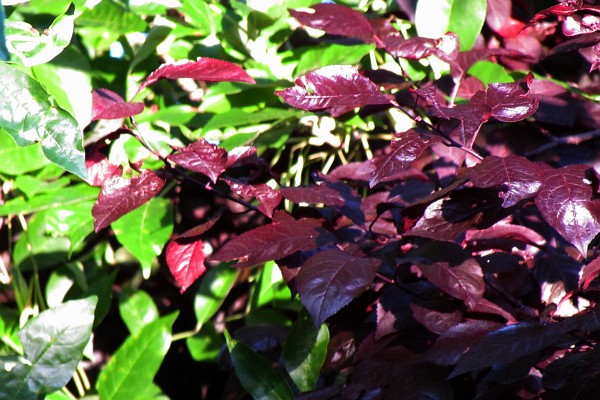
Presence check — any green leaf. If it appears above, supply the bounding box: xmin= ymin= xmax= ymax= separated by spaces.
xmin=13 ymin=176 xmax=70 ymax=199
xmin=119 ymin=290 xmax=159 ymax=336
xmin=283 ymin=312 xmax=329 ymax=391
xmin=45 ymin=200 xmax=96 ymax=253
xmin=95 ymin=313 xmax=178 ymax=400
xmin=0 ymin=1 xmax=9 ymax=61
xmin=293 ymin=43 xmax=375 ymax=76
xmin=224 ymin=330 xmax=294 ymax=400
xmin=129 ymin=0 xmax=182 ymax=15
xmin=193 ymin=264 xmax=238 ymax=326
xmin=415 ymin=0 xmax=486 ymax=50
xmin=468 ymin=60 xmax=514 ymax=85
xmin=129 ymin=24 xmax=173 ymax=73
xmin=112 ymin=197 xmax=174 ymax=279
xmin=182 ymin=0 xmax=219 ymax=35
xmin=0 ymin=129 xmax=49 ymax=175
xmin=0 ymin=184 xmax=99 ymax=216
xmin=202 ymin=108 xmax=302 ymax=134
xmin=78 ymin=0 xmax=148 ymax=33
xmin=0 ymin=297 xmax=97 ymax=400
xmin=186 ymin=323 xmax=224 ymax=362
xmin=4 ymin=5 xmax=75 ymax=66
xmin=251 ymin=261 xmax=292 ymax=309
xmin=0 ymin=64 xmax=86 ymax=178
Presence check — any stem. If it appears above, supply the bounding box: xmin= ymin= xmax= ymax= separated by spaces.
xmin=524 ymin=128 xmax=600 ymax=157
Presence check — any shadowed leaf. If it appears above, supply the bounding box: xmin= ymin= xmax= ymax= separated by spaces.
xmin=225 ymin=180 xmax=282 ymax=218
xmin=580 ymin=256 xmax=600 ymax=290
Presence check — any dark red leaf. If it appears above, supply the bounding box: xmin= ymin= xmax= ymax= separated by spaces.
xmin=274 ymin=65 xmax=391 ymax=117
xmin=92 ymin=169 xmax=165 ymax=232
xmin=459 ymin=155 xmax=543 ymax=207
xmin=178 ymin=212 xmax=222 ymax=239
xmin=296 ymin=249 xmax=380 ymax=326
xmin=465 ymin=223 xmax=546 ymax=247
xmin=415 ymin=258 xmax=484 ymax=309
xmin=167 ymin=139 xmax=228 ymax=183
xmin=211 ymin=213 xmax=336 ymax=268
xmin=579 ymin=256 xmax=600 ymax=290
xmin=563 ymin=14 xmax=600 ymax=36
xmin=535 ymin=165 xmax=600 ymax=257
xmin=370 ymin=129 xmax=441 ymax=188
xmin=549 ymin=31 xmax=600 ymax=55
xmin=327 ymin=160 xmax=375 ymax=182
xmin=470 ymin=297 xmax=518 ymax=323
xmin=85 ymin=148 xmax=122 ymax=187
xmin=225 ymin=146 xmax=259 ymax=169
xmin=385 ymin=36 xmax=437 ymax=59
xmin=135 ymin=58 xmax=255 ymax=97
xmin=289 ymin=4 xmax=375 ymax=44
xmin=409 ymin=302 xmax=462 ymax=334
xmin=224 ymin=180 xmax=282 ymax=218
xmin=91 ymin=88 xmax=144 ymax=121
xmin=166 ymin=237 xmax=206 ymax=293
xmin=486 ymin=0 xmax=511 ymax=34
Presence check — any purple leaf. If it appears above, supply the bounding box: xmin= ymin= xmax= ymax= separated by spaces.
xmin=91 ymin=88 xmax=144 ymax=121
xmin=580 ymin=256 xmax=600 ymax=290
xmin=135 ymin=58 xmax=255 ymax=98
xmin=167 ymin=139 xmax=228 ymax=183
xmin=92 ymin=169 xmax=165 ymax=232
xmin=296 ymin=249 xmax=380 ymax=326
xmin=274 ymin=65 xmax=391 ymax=117
xmin=486 ymin=0 xmax=512 ymax=34
xmin=415 ymin=258 xmax=484 ymax=309
xmin=535 ymin=165 xmax=600 ymax=257
xmin=211 ymin=212 xmax=336 ymax=268
xmin=327 ymin=160 xmax=375 ymax=182
xmin=166 ymin=237 xmax=206 ymax=293
xmin=85 ymin=147 xmax=122 ymax=187
xmin=459 ymin=155 xmax=543 ymax=207
xmin=289 ymin=4 xmax=375 ymax=44
xmin=224 ymin=180 xmax=282 ymax=218
xmin=409 ymin=302 xmax=462 ymax=334
xmin=370 ymin=129 xmax=441 ymax=188
xmin=465 ymin=223 xmax=546 ymax=247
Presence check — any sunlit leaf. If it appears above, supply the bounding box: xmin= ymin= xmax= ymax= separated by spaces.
xmin=119 ymin=290 xmax=159 ymax=336
xmin=166 ymin=237 xmax=206 ymax=293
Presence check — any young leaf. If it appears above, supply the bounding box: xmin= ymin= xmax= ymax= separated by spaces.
xmin=275 ymin=65 xmax=392 ymax=117
xmin=459 ymin=155 xmax=543 ymax=207
xmin=0 ymin=297 xmax=97 ymax=399
xmin=119 ymin=290 xmax=159 ymax=336
xmin=535 ymin=165 xmax=600 ymax=257
xmin=193 ymin=263 xmax=238 ymax=326
xmin=91 ymin=88 xmax=145 ymax=121
xmin=134 ymin=57 xmax=255 ymax=98
xmin=289 ymin=4 xmax=375 ymax=44
xmin=167 ymin=139 xmax=228 ymax=183
xmin=165 ymin=237 xmax=206 ymax=293
xmin=92 ymin=169 xmax=166 ymax=232
xmin=96 ymin=313 xmax=178 ymax=400
xmin=283 ymin=312 xmax=330 ymax=391
xmin=224 ymin=330 xmax=294 ymax=400
xmin=211 ymin=213 xmax=336 ymax=268
xmin=370 ymin=129 xmax=441 ymax=187
xmin=0 ymin=63 xmax=86 ymax=178
xmin=297 ymin=248 xmax=380 ymax=326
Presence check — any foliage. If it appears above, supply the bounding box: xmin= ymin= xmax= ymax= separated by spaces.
xmin=2 ymin=0 xmax=600 ymax=399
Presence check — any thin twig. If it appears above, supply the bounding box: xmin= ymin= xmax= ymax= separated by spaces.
xmin=524 ymin=128 xmax=600 ymax=157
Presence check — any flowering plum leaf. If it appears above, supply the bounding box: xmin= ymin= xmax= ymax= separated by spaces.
xmin=166 ymin=237 xmax=206 ymax=294
xmin=211 ymin=212 xmax=336 ymax=268
xmin=465 ymin=223 xmax=546 ymax=247
xmin=370 ymin=129 xmax=441 ymax=188
xmin=85 ymin=147 xmax=123 ymax=187
xmin=168 ymin=139 xmax=228 ymax=183
xmin=289 ymin=4 xmax=376 ymax=45
xmin=535 ymin=165 xmax=600 ymax=257
xmin=92 ymin=169 xmax=165 ymax=232
xmin=225 ymin=180 xmax=282 ymax=218
xmin=91 ymin=89 xmax=144 ymax=121
xmin=579 ymin=256 xmax=600 ymax=290
xmin=135 ymin=58 xmax=255 ymax=98
xmin=275 ymin=65 xmax=392 ymax=117
xmin=409 ymin=302 xmax=462 ymax=334
xmin=415 ymin=258 xmax=484 ymax=309
xmin=459 ymin=155 xmax=543 ymax=207
xmin=297 ymin=249 xmax=380 ymax=326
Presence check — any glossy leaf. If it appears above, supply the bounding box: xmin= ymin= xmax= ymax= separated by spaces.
xmin=0 ymin=63 xmax=86 ymax=178
xmin=168 ymin=139 xmax=228 ymax=183
xmin=580 ymin=256 xmax=600 ymax=290
xmin=186 ymin=324 xmax=224 ymax=362
xmin=119 ymin=290 xmax=159 ymax=336
xmin=112 ymin=197 xmax=174 ymax=279
xmin=92 ymin=169 xmax=166 ymax=232
xmin=193 ymin=263 xmax=238 ymax=326
xmin=0 ymin=129 xmax=48 ymax=175
xmin=275 ymin=65 xmax=391 ymax=117
xmin=165 ymin=237 xmax=206 ymax=293
xmin=283 ymin=312 xmax=330 ymax=391
xmin=224 ymin=330 xmax=294 ymax=400
xmin=297 ymin=249 xmax=380 ymax=326
xmin=95 ymin=313 xmax=178 ymax=400
xmin=0 ymin=184 xmax=98 ymax=217
xmin=135 ymin=58 xmax=255 ymax=98
xmin=225 ymin=181 xmax=283 ymax=218
xmin=91 ymin=88 xmax=144 ymax=121
xmin=85 ymin=148 xmax=123 ymax=187
xmin=460 ymin=155 xmax=543 ymax=207
xmin=45 ymin=200 xmax=96 ymax=253
xmin=535 ymin=165 xmax=600 ymax=257
xmin=211 ymin=212 xmax=336 ymax=268
xmin=0 ymin=297 xmax=97 ymax=399
xmin=294 ymin=43 xmax=375 ymax=76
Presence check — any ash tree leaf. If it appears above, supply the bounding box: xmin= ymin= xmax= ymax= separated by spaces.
xmin=0 ymin=297 xmax=97 ymax=399
xmin=167 ymin=139 xmax=228 ymax=183
xmin=134 ymin=57 xmax=255 ymax=98
xmin=535 ymin=164 xmax=600 ymax=257
xmin=211 ymin=212 xmax=336 ymax=268
xmin=459 ymin=155 xmax=543 ymax=207
xmin=91 ymin=89 xmax=145 ymax=121
xmin=0 ymin=63 xmax=86 ymax=179
xmin=119 ymin=290 xmax=159 ymax=336
xmin=112 ymin=197 xmax=174 ymax=279
xmin=415 ymin=258 xmax=484 ymax=309
xmin=370 ymin=129 xmax=441 ymax=188
xmin=166 ymin=237 xmax=206 ymax=294
xmin=289 ymin=4 xmax=376 ymax=44
xmin=92 ymin=169 xmax=166 ymax=232
xmin=275 ymin=65 xmax=392 ymax=117
xmin=580 ymin=256 xmax=600 ymax=290
xmin=296 ymin=248 xmax=380 ymax=326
